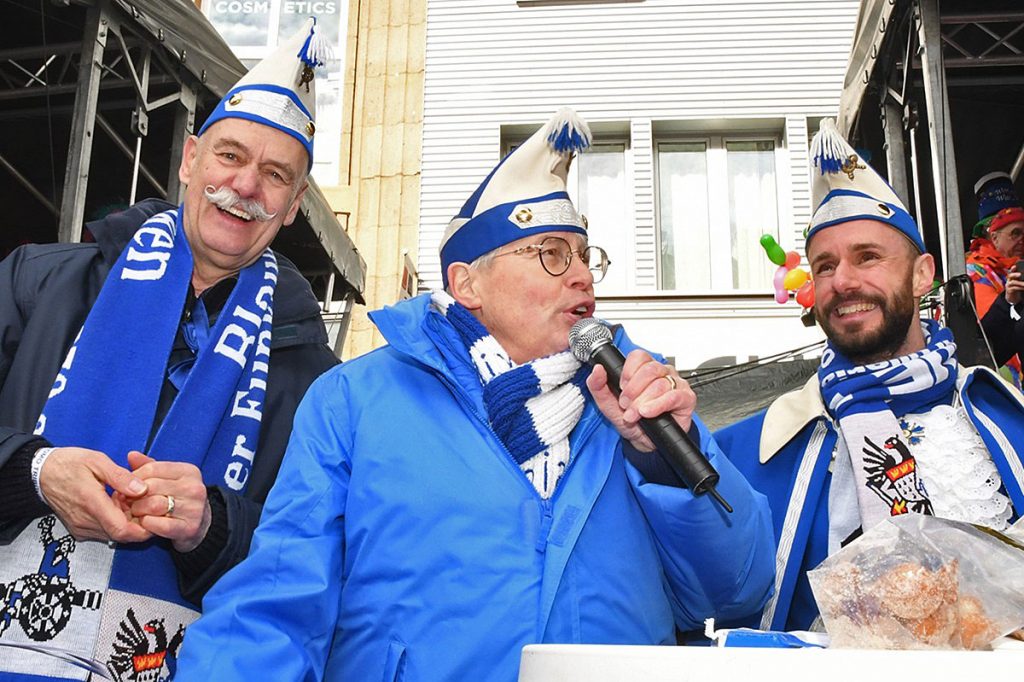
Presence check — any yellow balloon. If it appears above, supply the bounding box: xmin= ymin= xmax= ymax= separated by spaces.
xmin=782 ymin=267 xmax=809 ymax=291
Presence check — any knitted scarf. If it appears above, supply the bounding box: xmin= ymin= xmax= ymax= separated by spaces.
xmin=0 ymin=207 xmax=276 ymax=681
xmin=820 ymin=319 xmax=958 ymax=546
xmin=431 ymin=292 xmax=587 ymax=499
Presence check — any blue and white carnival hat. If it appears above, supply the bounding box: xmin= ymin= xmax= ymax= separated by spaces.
xmin=198 ymin=17 xmax=330 ymax=169
xmin=974 ymin=171 xmax=1019 ymax=221
xmin=438 ymin=107 xmax=592 ymax=288
xmin=808 ymin=119 xmax=925 ymax=252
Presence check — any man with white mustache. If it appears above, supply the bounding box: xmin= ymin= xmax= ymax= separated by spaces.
xmin=0 ymin=18 xmax=338 ymax=681
xmin=715 ymin=119 xmax=1024 ymax=634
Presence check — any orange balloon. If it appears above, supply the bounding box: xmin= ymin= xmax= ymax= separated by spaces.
xmin=796 ymin=280 xmax=815 ymax=307
xmin=785 ymin=250 xmax=801 ymax=270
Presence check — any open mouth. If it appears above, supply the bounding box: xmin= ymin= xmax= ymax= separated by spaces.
xmin=569 ymin=304 xmax=592 ymax=320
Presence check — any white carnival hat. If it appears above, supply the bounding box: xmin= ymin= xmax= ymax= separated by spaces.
xmin=438 ymin=108 xmax=592 ymax=288
xmin=198 ymin=17 xmax=331 ymax=169
xmin=808 ymin=119 xmax=925 ymax=252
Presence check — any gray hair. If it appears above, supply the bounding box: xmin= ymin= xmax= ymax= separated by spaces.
xmin=442 ymin=245 xmax=502 ymax=294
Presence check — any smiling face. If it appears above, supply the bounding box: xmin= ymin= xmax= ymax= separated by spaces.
xmin=448 ymin=232 xmax=596 ymax=365
xmin=808 ymin=219 xmax=935 ymax=364
xmin=178 ymin=118 xmax=309 ymax=292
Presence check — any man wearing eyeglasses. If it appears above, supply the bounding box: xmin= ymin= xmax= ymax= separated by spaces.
xmin=178 ymin=109 xmax=774 ymax=682
xmin=967 ymin=173 xmax=1024 ymax=387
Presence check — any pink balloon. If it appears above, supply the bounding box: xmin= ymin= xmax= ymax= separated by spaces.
xmin=773 ymin=265 xmax=787 ymax=288
xmin=773 ymin=266 xmax=789 ymax=304
xmin=785 ymin=250 xmax=801 ymax=270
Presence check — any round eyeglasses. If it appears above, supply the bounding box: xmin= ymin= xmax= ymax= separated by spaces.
xmin=496 ymin=236 xmax=611 ymax=283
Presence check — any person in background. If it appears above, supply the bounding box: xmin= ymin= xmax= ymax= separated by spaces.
xmin=967 ymin=172 xmax=1024 ymax=387
xmin=715 ymin=120 xmax=1024 ymax=633
xmin=979 ymin=259 xmax=1024 ymax=374
xmin=0 ymin=18 xmax=337 ymax=681
xmin=177 ymin=108 xmax=775 ymax=682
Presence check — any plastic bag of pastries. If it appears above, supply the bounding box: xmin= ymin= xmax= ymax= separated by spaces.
xmin=807 ymin=514 xmax=1024 ymax=649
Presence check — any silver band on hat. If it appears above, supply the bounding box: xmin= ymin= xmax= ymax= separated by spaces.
xmin=507 ymin=198 xmax=585 ymax=230
xmin=811 ymin=194 xmax=896 ymax=230
xmin=225 ymin=89 xmax=314 ymax=143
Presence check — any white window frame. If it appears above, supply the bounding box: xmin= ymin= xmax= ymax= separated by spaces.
xmin=654 ymin=132 xmax=786 ymax=295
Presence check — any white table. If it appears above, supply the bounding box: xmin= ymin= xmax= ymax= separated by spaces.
xmin=519 ymin=641 xmax=1024 ymax=681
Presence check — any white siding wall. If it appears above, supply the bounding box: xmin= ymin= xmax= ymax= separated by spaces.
xmin=421 ymin=0 xmax=859 ymax=369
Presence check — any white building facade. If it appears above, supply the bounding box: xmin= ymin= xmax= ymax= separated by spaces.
xmin=420 ymin=0 xmax=860 ymax=369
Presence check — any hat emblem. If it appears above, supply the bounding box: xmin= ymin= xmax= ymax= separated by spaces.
xmin=299 ymin=65 xmax=315 ymax=93
xmin=228 ymin=93 xmax=243 ymax=107
xmin=515 ymin=207 xmax=534 ymax=224
xmin=841 ymin=154 xmax=866 ymax=180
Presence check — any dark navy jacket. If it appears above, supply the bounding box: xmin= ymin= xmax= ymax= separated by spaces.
xmin=0 ymin=198 xmax=339 ymax=604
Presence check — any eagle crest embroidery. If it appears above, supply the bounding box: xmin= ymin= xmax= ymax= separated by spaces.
xmin=107 ymin=608 xmax=185 ymax=682
xmin=862 ymin=434 xmax=934 ymax=516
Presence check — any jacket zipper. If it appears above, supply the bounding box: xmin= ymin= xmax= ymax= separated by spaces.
xmin=434 ymin=371 xmax=602 ymax=551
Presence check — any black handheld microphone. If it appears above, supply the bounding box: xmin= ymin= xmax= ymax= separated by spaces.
xmin=569 ymin=319 xmax=732 ymax=513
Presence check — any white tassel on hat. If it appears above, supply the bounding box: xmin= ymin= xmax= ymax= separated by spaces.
xmin=810 ymin=118 xmax=853 ymax=176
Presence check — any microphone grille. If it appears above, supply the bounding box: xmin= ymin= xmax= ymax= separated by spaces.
xmin=569 ymin=318 xmax=613 ymax=363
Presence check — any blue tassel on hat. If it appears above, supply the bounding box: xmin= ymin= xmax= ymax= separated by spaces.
xmin=544 ymin=107 xmax=593 ymax=156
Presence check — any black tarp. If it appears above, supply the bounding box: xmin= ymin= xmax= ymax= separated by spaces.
xmin=689 ymin=358 xmax=820 ymax=432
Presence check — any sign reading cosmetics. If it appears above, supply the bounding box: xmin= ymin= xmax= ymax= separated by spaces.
xmin=205 ymin=0 xmax=347 ymax=186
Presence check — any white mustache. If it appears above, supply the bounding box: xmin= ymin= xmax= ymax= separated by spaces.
xmin=203 ymin=185 xmax=278 ymax=221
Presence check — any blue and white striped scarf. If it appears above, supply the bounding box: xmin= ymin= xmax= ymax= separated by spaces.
xmin=431 ymin=292 xmax=587 ymax=499
xmin=820 ymin=319 xmax=958 ymax=540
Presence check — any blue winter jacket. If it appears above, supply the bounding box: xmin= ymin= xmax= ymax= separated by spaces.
xmin=178 ymin=294 xmax=774 ymax=681
xmin=715 ymin=367 xmax=1024 ymax=632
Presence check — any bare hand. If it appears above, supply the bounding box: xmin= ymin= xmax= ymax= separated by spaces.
xmin=125 ymin=451 xmax=212 ymax=553
xmin=38 ymin=446 xmax=153 ymax=543
xmin=585 ymin=349 xmax=696 ymax=452
xmin=1005 ymin=270 xmax=1023 ymax=306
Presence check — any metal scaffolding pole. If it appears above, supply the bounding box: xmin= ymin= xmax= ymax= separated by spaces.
xmin=882 ymin=98 xmax=911 ymax=208
xmin=58 ymin=2 xmax=108 ymax=243
xmin=916 ymin=0 xmax=965 ymax=277
xmin=166 ymin=82 xmax=197 ymax=203
xmin=94 ymin=113 xmax=166 ymax=198
xmin=332 ymin=293 xmax=355 ymax=359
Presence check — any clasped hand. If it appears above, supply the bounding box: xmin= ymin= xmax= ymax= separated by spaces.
xmin=585 ymin=348 xmax=696 ymax=452
xmin=39 ymin=448 xmax=211 ymax=552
